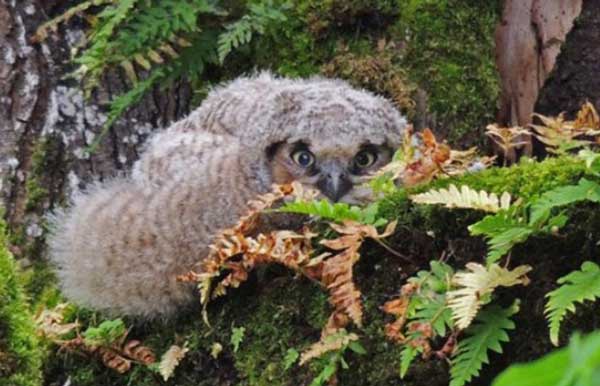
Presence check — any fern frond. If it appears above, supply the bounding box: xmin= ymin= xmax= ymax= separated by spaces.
xmin=469 ymin=213 xmax=534 ymax=264
xmin=529 ymin=178 xmax=600 ymax=226
xmin=280 ymin=200 xmax=361 ymax=221
xmin=158 ymin=344 xmax=189 ymax=381
xmin=87 ymin=68 xmax=165 ymax=152
xmin=483 ymin=227 xmax=534 ymax=265
xmin=447 ymin=263 xmax=530 ymax=330
xmin=411 ymin=184 xmax=511 ymax=213
xmin=300 ymin=330 xmax=359 ymax=365
xmin=218 ymin=16 xmax=254 ymax=63
xmin=218 ymin=1 xmax=288 ymax=63
xmin=450 ymin=301 xmax=519 ymax=386
xmin=406 ymin=260 xmax=455 ymax=336
xmin=492 ymin=330 xmax=600 ymax=386
xmin=545 ymin=261 xmax=600 ymax=346
xmin=280 ymin=200 xmax=385 ymax=225
xmin=413 ymin=297 xmax=453 ymax=337
xmin=400 ymin=345 xmax=418 ymax=378
xmin=32 ymin=0 xmax=117 ymax=43
xmin=74 ymin=0 xmax=140 ymax=89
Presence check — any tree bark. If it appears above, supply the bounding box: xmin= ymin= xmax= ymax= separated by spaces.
xmin=495 ymin=0 xmax=581 ymax=127
xmin=535 ymin=0 xmax=600 ymax=119
xmin=493 ymin=0 xmax=581 ymax=160
xmin=0 ymin=0 xmax=192 ymax=260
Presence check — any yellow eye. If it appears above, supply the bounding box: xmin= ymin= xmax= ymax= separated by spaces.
xmin=291 ymin=150 xmax=315 ymax=167
xmin=354 ymin=150 xmax=377 ymax=168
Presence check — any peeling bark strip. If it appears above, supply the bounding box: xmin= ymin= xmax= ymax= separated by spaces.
xmin=0 ymin=1 xmax=192 ymax=258
xmin=494 ymin=0 xmax=582 ymax=129
xmin=536 ymin=1 xmax=600 ymax=121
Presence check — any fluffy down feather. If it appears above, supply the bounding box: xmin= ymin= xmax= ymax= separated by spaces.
xmin=49 ymin=72 xmax=407 ymax=317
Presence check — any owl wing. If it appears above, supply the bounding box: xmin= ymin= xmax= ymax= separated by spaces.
xmin=48 ymin=131 xmax=257 ymax=317
xmin=131 ymin=130 xmax=235 ymax=187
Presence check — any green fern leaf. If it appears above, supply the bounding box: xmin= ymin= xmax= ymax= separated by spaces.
xmin=283 ymin=348 xmax=300 ymax=370
xmin=400 ymin=345 xmax=418 ymax=378
xmin=484 ymin=227 xmax=534 ymax=264
xmin=449 ymin=301 xmax=519 ymax=386
xmin=492 ymin=330 xmax=600 ymax=386
xmin=530 ymin=178 xmax=600 ymax=226
xmin=88 ymin=68 xmax=165 ymax=153
xmin=280 ymin=200 xmax=384 ymax=225
xmin=280 ymin=200 xmax=358 ymax=222
xmin=406 ymin=261 xmax=455 ymax=335
xmin=414 ymin=297 xmax=453 ymax=337
xmin=217 ymin=1 xmax=287 ymax=63
xmin=218 ymin=17 xmax=253 ymax=63
xmin=545 ymin=261 xmax=600 ymax=346
xmin=82 ymin=319 xmax=126 ymax=346
xmin=33 ymin=0 xmax=116 ymax=43
xmin=231 ymin=326 xmax=246 ymax=353
xmin=469 ymin=213 xmax=534 ymax=264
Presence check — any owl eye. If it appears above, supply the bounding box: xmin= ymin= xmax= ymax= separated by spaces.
xmin=291 ymin=149 xmax=315 ymax=167
xmin=354 ymin=150 xmax=377 ymax=168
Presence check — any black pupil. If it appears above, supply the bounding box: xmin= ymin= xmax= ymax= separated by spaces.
xmin=298 ymin=152 xmax=311 ymax=166
xmin=356 ymin=152 xmax=371 ymax=166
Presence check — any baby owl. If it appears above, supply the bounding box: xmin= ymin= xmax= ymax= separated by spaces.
xmin=49 ymin=72 xmax=407 ymax=317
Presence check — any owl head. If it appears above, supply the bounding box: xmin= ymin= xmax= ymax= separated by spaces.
xmin=266 ymin=137 xmax=394 ymax=203
xmin=244 ymin=74 xmax=407 ymax=203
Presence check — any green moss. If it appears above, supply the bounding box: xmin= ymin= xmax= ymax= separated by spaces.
xmin=24 ymin=139 xmax=55 ymax=212
xmin=379 ymin=156 xmax=589 ymax=222
xmin=251 ymin=5 xmax=327 ymax=77
xmin=300 ymin=0 xmax=398 ymax=36
xmin=208 ymin=271 xmax=325 ymax=385
xmin=397 ymin=0 xmax=502 ymax=146
xmin=0 ymin=220 xmax=43 ymax=386
xmin=24 ymin=181 xmax=49 ymax=213
xmin=19 ymin=261 xmax=60 ymax=312
xmin=321 ymin=45 xmax=417 ymax=117
xmin=427 ymin=156 xmax=588 ymax=199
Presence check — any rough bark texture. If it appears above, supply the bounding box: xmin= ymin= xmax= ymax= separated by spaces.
xmin=0 ymin=0 xmax=49 ymax=229
xmin=535 ymin=0 xmax=600 ymax=119
xmin=0 ymin=0 xmax=192 ymax=259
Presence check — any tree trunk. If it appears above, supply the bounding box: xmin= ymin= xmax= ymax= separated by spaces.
xmin=0 ymin=0 xmax=192 ymax=260
xmin=535 ymin=0 xmax=600 ymax=119
xmin=493 ymin=0 xmax=581 ymax=160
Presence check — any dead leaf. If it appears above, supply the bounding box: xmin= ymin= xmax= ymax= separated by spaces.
xmin=99 ymin=348 xmax=131 ymax=374
xmin=300 ymin=330 xmax=359 ymax=365
xmin=122 ymin=340 xmax=156 ymax=364
xmin=159 ymin=344 xmax=189 ymax=381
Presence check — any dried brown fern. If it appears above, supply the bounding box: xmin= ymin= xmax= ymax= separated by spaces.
xmin=36 ymin=306 xmax=155 ymax=374
xmin=372 ymin=128 xmax=493 ymax=188
xmin=184 ymin=183 xmax=398 ymax=363
xmin=529 ymin=102 xmax=600 ymax=153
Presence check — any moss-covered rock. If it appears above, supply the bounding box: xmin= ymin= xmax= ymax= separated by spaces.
xmin=39 ymin=154 xmax=600 ymax=386
xmin=0 ymin=220 xmax=43 ymax=386
xmin=396 ymin=0 xmax=502 ymax=146
xmin=380 ymin=156 xmax=589 ymax=230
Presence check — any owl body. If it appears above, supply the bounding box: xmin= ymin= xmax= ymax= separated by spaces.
xmin=49 ymin=72 xmax=407 ymax=317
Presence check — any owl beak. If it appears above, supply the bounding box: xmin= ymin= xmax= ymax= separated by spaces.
xmin=316 ymin=161 xmax=352 ymax=202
